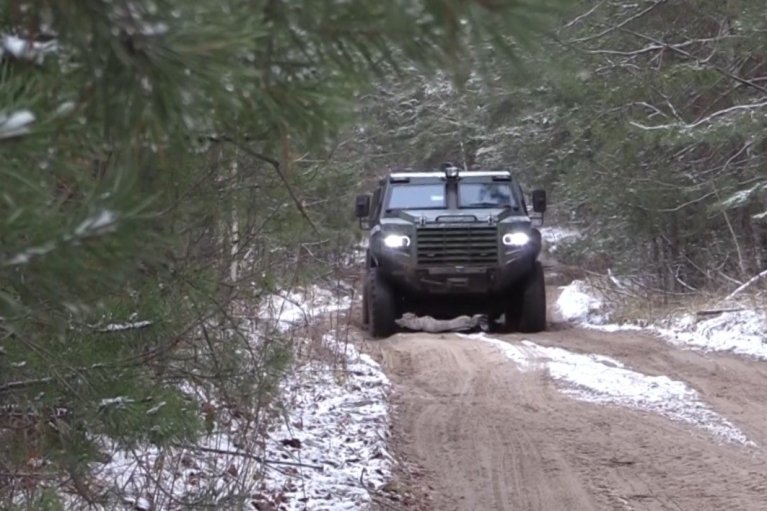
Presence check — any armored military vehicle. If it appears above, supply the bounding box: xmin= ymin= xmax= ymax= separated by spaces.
xmin=355 ymin=163 xmax=547 ymax=338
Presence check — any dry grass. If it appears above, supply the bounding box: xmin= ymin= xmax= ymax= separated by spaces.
xmin=579 ymin=271 xmax=767 ymax=326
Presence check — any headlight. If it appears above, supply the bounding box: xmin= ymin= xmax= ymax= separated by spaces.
xmin=502 ymin=232 xmax=530 ymax=247
xmin=383 ymin=234 xmax=411 ymax=249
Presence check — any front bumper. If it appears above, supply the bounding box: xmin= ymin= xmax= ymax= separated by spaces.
xmin=376 ymin=245 xmax=538 ymax=295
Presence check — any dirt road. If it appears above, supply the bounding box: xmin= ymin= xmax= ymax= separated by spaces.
xmin=367 ymin=288 xmax=767 ymax=511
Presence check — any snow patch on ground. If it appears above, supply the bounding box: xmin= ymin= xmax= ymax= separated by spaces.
xmin=84 ymin=331 xmax=390 ymax=511
xmin=259 ymin=285 xmax=351 ymax=332
xmin=555 ymin=280 xmax=767 ymax=360
xmin=648 ymin=309 xmax=767 ymax=360
xmin=260 ymin=334 xmax=391 ymax=510
xmin=469 ymin=334 xmax=752 ymax=445
xmin=540 ymin=226 xmax=579 ymax=254
xmin=555 ymin=280 xmax=604 ymax=323
xmin=61 ymin=286 xmax=387 ymax=510
xmin=92 ymin=431 xmax=264 ymax=511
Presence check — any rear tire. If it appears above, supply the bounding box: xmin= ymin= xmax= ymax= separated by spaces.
xmin=518 ymin=261 xmax=546 ymax=333
xmin=366 ymin=268 xmax=398 ymax=338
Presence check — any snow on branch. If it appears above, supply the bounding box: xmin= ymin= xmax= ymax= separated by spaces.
xmin=0 ymin=110 xmax=35 ymax=139
xmin=585 ymin=37 xmax=730 ymax=57
xmin=73 ymin=209 xmax=119 ymax=237
xmin=1 ymin=34 xmax=57 ymax=64
xmin=725 ymin=269 xmax=767 ymax=301
xmin=2 ymin=209 xmax=120 ymax=267
xmin=720 ymin=181 xmax=767 ymax=209
xmin=0 ymin=376 xmax=54 ymax=394
xmin=629 ymin=99 xmax=767 ymax=131
xmin=100 ymin=321 xmax=153 ymax=333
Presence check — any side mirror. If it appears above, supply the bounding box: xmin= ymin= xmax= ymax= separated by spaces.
xmin=355 ymin=194 xmax=371 ymax=218
xmin=531 ymin=189 xmax=547 ymax=214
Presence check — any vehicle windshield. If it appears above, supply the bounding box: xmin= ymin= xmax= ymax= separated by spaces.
xmin=459 ymin=182 xmax=516 ymax=209
xmin=387 ymin=183 xmax=445 ymax=210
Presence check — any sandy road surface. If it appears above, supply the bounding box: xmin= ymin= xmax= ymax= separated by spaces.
xmin=367 ymin=289 xmax=767 ymax=511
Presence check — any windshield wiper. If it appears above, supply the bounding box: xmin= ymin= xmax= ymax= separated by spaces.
xmin=461 ymin=202 xmax=511 ymax=208
xmin=386 ymin=206 xmax=445 ymax=212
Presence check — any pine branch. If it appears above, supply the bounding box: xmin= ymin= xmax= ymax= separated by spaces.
xmin=0 ymin=377 xmax=54 ymax=393
xmin=221 ymin=135 xmax=321 ymax=235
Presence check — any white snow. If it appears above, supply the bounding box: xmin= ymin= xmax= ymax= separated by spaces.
xmin=259 ymin=334 xmax=391 ymax=510
xmin=86 ymin=332 xmax=389 ymax=511
xmin=1 ymin=34 xmax=57 ymax=62
xmin=93 ymin=432 xmax=263 ymax=510
xmin=4 ymin=211 xmax=121 ymax=266
xmin=145 ymin=401 xmax=167 ymax=416
xmin=0 ymin=109 xmax=36 ymax=139
xmin=74 ymin=209 xmax=119 ymax=237
xmin=98 ymin=396 xmax=135 ymax=409
xmin=4 ymin=241 xmax=56 ymax=266
xmin=555 ymin=279 xmax=604 ymax=322
xmin=725 ymin=269 xmax=767 ymax=300
xmin=540 ymin=226 xmax=579 ymax=254
xmin=68 ymin=286 xmax=387 ymax=511
xmin=555 ymin=280 xmax=767 ymax=361
xmin=647 ymin=310 xmax=767 ymax=360
xmin=102 ymin=320 xmax=153 ymax=332
xmin=469 ymin=334 xmax=752 ymax=445
xmin=56 ymin=101 xmax=76 ymax=117
xmin=259 ymin=285 xmax=351 ymax=332
xmin=140 ymin=22 xmax=169 ymax=37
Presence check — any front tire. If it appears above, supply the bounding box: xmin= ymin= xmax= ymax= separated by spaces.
xmin=518 ymin=261 xmax=546 ymax=333
xmin=503 ymin=294 xmax=522 ymax=333
xmin=361 ymin=281 xmax=369 ymax=326
xmin=366 ymin=268 xmax=398 ymax=338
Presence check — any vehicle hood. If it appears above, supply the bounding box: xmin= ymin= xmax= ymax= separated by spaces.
xmin=382 ymin=208 xmax=530 ymax=226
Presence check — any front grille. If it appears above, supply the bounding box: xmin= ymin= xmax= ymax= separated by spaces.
xmin=416 ymin=225 xmax=498 ymax=265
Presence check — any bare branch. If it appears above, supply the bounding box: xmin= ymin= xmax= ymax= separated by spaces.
xmin=584 ymin=37 xmax=733 ymax=57
xmin=222 ymin=136 xmax=320 ymax=235
xmin=563 ymin=1 xmax=605 ymax=29
xmin=0 ymin=377 xmax=54 ymax=393
xmin=624 ymin=30 xmax=767 ymax=95
xmin=568 ymin=1 xmax=669 ymax=44
xmin=633 ymin=101 xmax=669 ymax=119
xmin=586 ymin=44 xmax=664 ymax=57
xmin=726 ymin=269 xmax=767 ymax=300
xmin=629 ymin=99 xmax=767 ymax=131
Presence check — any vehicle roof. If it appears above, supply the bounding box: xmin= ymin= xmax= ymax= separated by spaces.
xmin=388 ymin=170 xmax=511 ymax=180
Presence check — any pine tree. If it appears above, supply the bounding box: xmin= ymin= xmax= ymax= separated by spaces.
xmin=1 ymin=0 xmax=564 ymax=507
